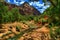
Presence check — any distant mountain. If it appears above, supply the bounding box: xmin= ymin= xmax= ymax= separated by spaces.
xmin=19 ymin=2 xmax=41 ymax=15
xmin=4 ymin=2 xmax=41 ymax=15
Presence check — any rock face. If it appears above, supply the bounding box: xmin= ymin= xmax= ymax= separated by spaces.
xmin=4 ymin=2 xmax=41 ymax=15
xmin=19 ymin=2 xmax=41 ymax=15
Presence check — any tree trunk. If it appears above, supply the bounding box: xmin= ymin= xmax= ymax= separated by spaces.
xmin=48 ymin=0 xmax=56 ymax=7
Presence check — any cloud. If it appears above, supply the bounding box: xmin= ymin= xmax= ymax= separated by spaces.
xmin=29 ymin=1 xmax=51 ymax=13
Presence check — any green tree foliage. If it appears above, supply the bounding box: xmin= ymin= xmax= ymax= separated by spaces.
xmin=43 ymin=0 xmax=60 ymax=26
xmin=0 ymin=0 xmax=60 ymax=25
xmin=0 ymin=0 xmax=4 ymax=2
xmin=0 ymin=2 xmax=41 ymax=23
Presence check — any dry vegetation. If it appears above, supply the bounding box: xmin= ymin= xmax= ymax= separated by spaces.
xmin=0 ymin=0 xmax=60 ymax=40
xmin=0 ymin=21 xmax=51 ymax=40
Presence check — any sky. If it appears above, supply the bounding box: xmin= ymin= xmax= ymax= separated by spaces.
xmin=5 ymin=0 xmax=51 ymax=13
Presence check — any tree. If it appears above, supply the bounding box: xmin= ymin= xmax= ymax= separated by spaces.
xmin=0 ymin=0 xmax=4 ymax=2
xmin=48 ymin=0 xmax=58 ymax=7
